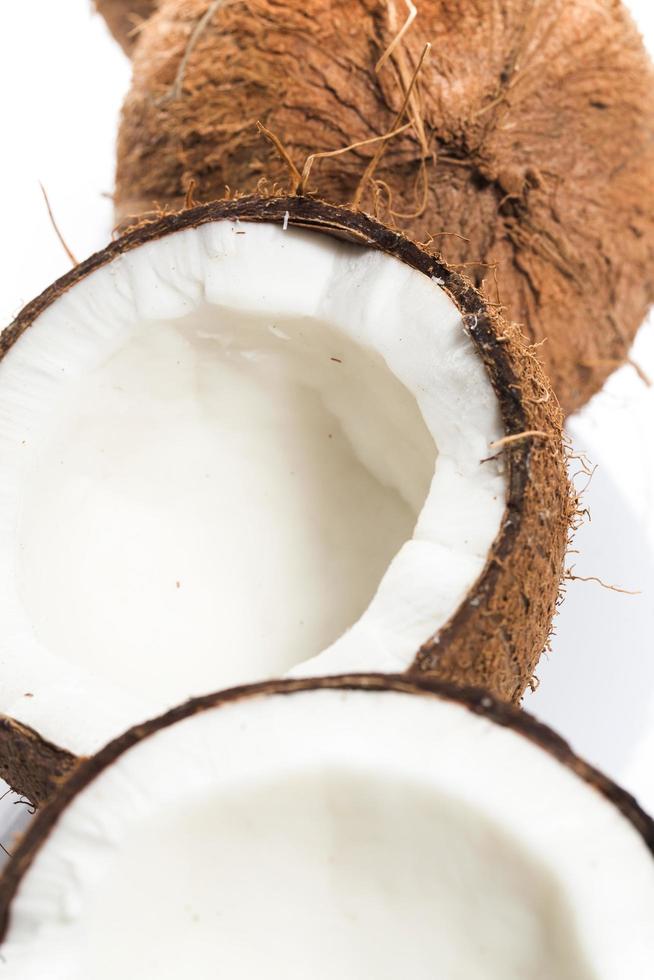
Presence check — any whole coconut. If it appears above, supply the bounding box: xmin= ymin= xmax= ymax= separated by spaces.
xmin=114 ymin=0 xmax=654 ymax=414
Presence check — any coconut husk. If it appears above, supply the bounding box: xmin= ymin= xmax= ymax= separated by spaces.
xmin=0 ymin=718 xmax=78 ymax=812
xmin=113 ymin=0 xmax=654 ymax=414
xmin=94 ymin=0 xmax=157 ymax=54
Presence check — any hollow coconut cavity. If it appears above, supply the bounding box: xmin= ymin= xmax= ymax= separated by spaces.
xmin=0 ymin=197 xmax=569 ymax=804
xmin=1 ymin=675 xmax=653 ymax=979
xmin=113 ymin=0 xmax=654 ymax=414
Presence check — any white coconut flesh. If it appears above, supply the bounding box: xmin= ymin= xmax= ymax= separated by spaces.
xmin=3 ymin=686 xmax=654 ymax=979
xmin=0 ymin=220 xmax=505 ymax=755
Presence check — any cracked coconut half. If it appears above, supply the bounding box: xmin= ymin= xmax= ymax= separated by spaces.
xmin=0 ymin=197 xmax=569 ymax=804
xmin=109 ymin=0 xmax=654 ymax=414
xmin=1 ymin=675 xmax=653 ymax=979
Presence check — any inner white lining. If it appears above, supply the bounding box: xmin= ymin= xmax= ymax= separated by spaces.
xmin=3 ymin=689 xmax=654 ymax=979
xmin=0 ymin=222 xmax=505 ymax=754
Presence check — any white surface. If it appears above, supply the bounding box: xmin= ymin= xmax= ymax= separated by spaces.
xmin=4 ymin=687 xmax=654 ymax=979
xmin=0 ymin=0 xmax=653 ymax=837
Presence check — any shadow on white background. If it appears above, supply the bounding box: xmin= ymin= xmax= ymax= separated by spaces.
xmin=526 ymin=413 xmax=654 ymax=784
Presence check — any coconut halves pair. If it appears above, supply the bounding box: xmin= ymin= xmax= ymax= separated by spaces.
xmin=0 ymin=195 xmax=651 ymax=979
xmin=2 ymin=0 xmax=654 ymax=972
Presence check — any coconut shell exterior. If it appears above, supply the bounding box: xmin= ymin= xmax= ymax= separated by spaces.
xmin=0 ymin=719 xmax=78 ymax=810
xmin=1 ymin=673 xmax=652 ymax=940
xmin=0 ymin=196 xmax=571 ymax=802
xmin=114 ymin=0 xmax=654 ymax=415
xmin=94 ymin=0 xmax=157 ymax=54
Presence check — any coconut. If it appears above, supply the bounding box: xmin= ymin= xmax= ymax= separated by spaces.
xmin=112 ymin=0 xmax=654 ymax=415
xmin=0 ymin=197 xmax=569 ymax=804
xmin=1 ymin=674 xmax=653 ymax=978
xmin=93 ymin=0 xmax=156 ymax=54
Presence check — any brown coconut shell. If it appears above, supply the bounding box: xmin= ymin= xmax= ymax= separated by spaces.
xmin=113 ymin=0 xmax=654 ymax=415
xmin=0 ymin=195 xmax=571 ymax=804
xmin=1 ymin=672 xmax=653 ymax=939
xmin=0 ymin=718 xmax=78 ymax=811
xmin=94 ymin=0 xmax=157 ymax=54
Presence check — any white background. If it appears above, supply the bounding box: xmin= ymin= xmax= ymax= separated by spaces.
xmin=0 ymin=1 xmax=653 ymax=853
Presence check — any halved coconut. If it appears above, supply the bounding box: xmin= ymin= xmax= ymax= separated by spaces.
xmin=0 ymin=196 xmax=569 ymax=804
xmin=113 ymin=0 xmax=654 ymax=414
xmin=1 ymin=675 xmax=653 ymax=978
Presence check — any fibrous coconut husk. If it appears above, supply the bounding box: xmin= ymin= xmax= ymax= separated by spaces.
xmin=94 ymin=0 xmax=157 ymax=54
xmin=0 ymin=196 xmax=572 ymax=803
xmin=113 ymin=0 xmax=654 ymax=414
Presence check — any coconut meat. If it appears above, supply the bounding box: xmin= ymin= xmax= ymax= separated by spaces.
xmin=3 ymin=686 xmax=654 ymax=979
xmin=0 ymin=221 xmax=504 ymax=755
